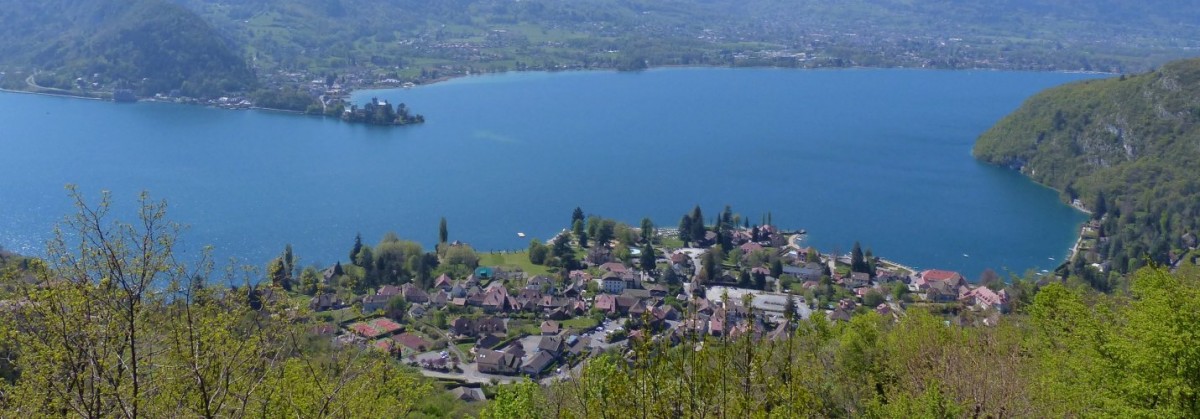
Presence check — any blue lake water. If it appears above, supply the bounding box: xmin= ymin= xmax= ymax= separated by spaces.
xmin=0 ymin=68 xmax=1103 ymax=278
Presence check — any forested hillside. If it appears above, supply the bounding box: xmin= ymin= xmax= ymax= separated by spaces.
xmin=974 ymin=58 xmax=1200 ymax=278
xmin=0 ymin=0 xmax=255 ymax=97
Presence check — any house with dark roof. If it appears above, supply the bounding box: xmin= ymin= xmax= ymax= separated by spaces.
xmin=362 ymin=294 xmax=391 ymax=314
xmin=476 ymin=349 xmax=520 ymax=375
xmin=308 ymin=293 xmax=341 ymax=312
xmin=599 ymin=262 xmax=629 ymax=275
xmin=433 ymin=273 xmax=454 ymax=291
xmin=451 ymin=316 xmax=507 ymax=337
xmin=378 ymin=285 xmax=403 ymax=299
xmin=541 ymin=320 xmax=561 ymax=335
xmin=450 ymin=387 xmax=486 ymax=402
xmin=321 ymin=262 xmax=345 ymax=285
xmin=538 ymin=335 xmax=566 ymax=357
xmin=845 ymin=272 xmax=871 ymax=288
xmin=594 ymin=294 xmax=618 ymax=315
xmin=401 ymin=283 xmax=430 ymax=304
xmin=522 ymin=351 xmax=556 ymax=376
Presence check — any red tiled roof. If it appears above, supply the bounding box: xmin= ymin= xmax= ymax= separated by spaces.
xmin=922 ymin=269 xmax=963 ymax=282
xmin=391 ymin=333 xmax=430 ymax=351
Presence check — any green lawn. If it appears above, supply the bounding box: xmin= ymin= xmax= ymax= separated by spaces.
xmin=506 ymin=319 xmax=542 ymax=337
xmin=481 ymin=250 xmax=552 ymax=276
xmin=561 ymin=317 xmax=599 ymax=331
xmin=659 ymin=237 xmax=685 ymax=249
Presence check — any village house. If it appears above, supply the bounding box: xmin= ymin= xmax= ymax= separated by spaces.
xmin=321 ymin=262 xmax=345 ymax=285
xmin=401 ymin=283 xmax=430 ymax=304
xmin=601 ymin=276 xmax=626 ymax=294
xmin=476 ymin=349 xmax=520 ymax=375
xmin=537 ymin=335 xmax=566 ymax=357
xmin=540 ymin=320 xmax=561 ymax=335
xmin=362 ymin=294 xmax=391 ymax=314
xmin=433 ymin=273 xmax=454 ymax=291
xmin=845 ymin=272 xmax=871 ymax=288
xmin=521 ymin=351 xmax=556 ymax=376
xmin=451 ymin=316 xmax=506 ymax=337
xmin=308 ymin=293 xmax=341 ymax=312
xmin=960 ymin=286 xmax=1010 ymax=312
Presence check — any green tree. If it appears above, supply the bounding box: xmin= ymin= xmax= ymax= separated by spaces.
xmin=640 ymin=217 xmax=655 ymax=243
xmin=596 ymin=220 xmax=615 ymax=247
xmin=299 ymin=266 xmax=321 ymax=295
xmin=528 ymin=239 xmax=549 ymax=265
xmin=283 ymin=243 xmax=296 ymax=278
xmin=268 ymin=257 xmax=288 ymax=290
xmin=573 ymin=219 xmax=588 ymax=248
xmin=863 ymin=290 xmax=885 ymax=307
xmin=443 ymin=245 xmax=480 ymax=269
xmin=771 ymin=258 xmax=784 ymax=278
xmin=679 ymin=214 xmax=694 ymax=244
xmin=0 ymin=187 xmax=434 ymax=417
xmin=639 ymin=242 xmax=655 ymax=273
xmin=553 ymin=234 xmax=578 ymax=269
xmin=690 ymin=206 xmax=706 ymax=243
xmin=482 ymin=380 xmax=544 ymax=419
xmin=350 ymin=233 xmax=363 ymax=262
xmin=851 ymin=241 xmax=869 ymax=274
xmin=439 ymin=217 xmax=448 ymax=244
xmin=385 ymin=296 xmax=408 ymax=319
xmin=572 ymin=207 xmax=585 ymax=225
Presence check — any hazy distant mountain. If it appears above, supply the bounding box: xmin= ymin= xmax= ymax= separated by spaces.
xmin=975 ymin=58 xmax=1200 ymax=274
xmin=0 ymin=0 xmax=255 ymax=97
xmin=172 ymin=0 xmax=1199 ymax=76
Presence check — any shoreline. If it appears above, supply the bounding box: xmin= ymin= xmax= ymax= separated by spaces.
xmin=1 ymin=63 xmax=1119 ymax=111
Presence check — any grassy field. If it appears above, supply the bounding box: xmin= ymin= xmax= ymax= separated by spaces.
xmin=561 ymin=317 xmax=599 ymax=332
xmin=481 ymin=250 xmax=553 ymax=276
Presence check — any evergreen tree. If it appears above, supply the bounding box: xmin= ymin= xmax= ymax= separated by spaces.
xmin=350 ymin=233 xmax=363 ymax=264
xmin=552 ymin=234 xmax=577 ymax=270
xmin=283 ymin=243 xmax=295 ymax=279
xmin=572 ymin=207 xmax=585 ymax=225
xmin=587 ymin=216 xmax=602 ymax=239
xmin=738 ymin=270 xmax=752 ymax=288
xmin=1094 ymin=191 xmax=1107 ymax=220
xmin=573 ymin=219 xmax=589 ymax=248
xmin=851 ymin=241 xmax=868 ymax=274
xmin=640 ymin=217 xmax=655 ymax=243
xmin=679 ymin=214 xmax=694 ymax=244
xmin=640 ymin=242 xmax=655 ymax=272
xmin=690 ymin=207 xmax=707 ymax=245
xmin=865 ymin=248 xmax=877 ymax=277
xmin=771 ymin=258 xmax=784 ymax=278
xmin=439 ymin=217 xmax=448 ymax=244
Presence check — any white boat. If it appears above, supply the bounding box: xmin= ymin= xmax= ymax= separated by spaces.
xmin=517 ymin=232 xmax=526 ymax=238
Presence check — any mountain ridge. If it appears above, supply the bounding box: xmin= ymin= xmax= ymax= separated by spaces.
xmin=974 ymin=57 xmax=1200 ymax=276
